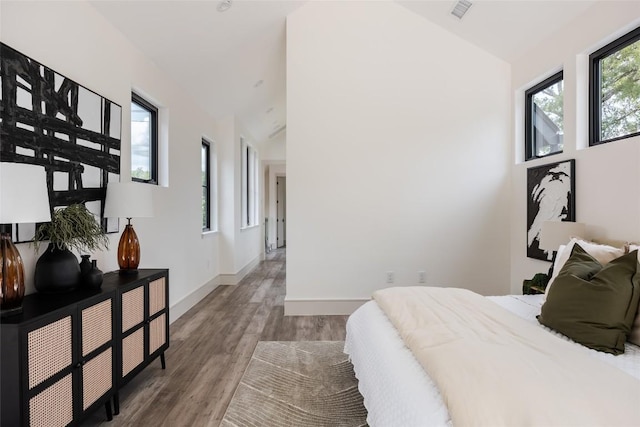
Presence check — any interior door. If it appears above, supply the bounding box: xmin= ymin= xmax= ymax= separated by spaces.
xmin=276 ymin=177 xmax=286 ymax=248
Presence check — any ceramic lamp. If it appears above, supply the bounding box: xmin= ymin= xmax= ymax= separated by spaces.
xmin=0 ymin=163 xmax=51 ymax=316
xmin=539 ymin=220 xmax=586 ymax=277
xmin=539 ymin=221 xmax=586 ymax=252
xmin=103 ymin=182 xmax=153 ymax=274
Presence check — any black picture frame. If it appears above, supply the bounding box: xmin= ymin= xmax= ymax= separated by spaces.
xmin=0 ymin=43 xmax=121 ymax=242
xmin=526 ymin=159 xmax=575 ymax=261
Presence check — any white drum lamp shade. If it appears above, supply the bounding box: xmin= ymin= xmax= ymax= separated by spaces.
xmin=0 ymin=163 xmax=52 ymax=224
xmin=539 ymin=221 xmax=586 ymax=252
xmin=0 ymin=163 xmax=52 ymax=316
xmin=103 ymin=182 xmax=154 ymax=219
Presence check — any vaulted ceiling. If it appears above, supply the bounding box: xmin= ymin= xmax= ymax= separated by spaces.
xmin=90 ymin=0 xmax=597 ymax=145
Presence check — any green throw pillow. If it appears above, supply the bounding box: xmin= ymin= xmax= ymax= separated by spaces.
xmin=538 ymin=244 xmax=640 ymax=355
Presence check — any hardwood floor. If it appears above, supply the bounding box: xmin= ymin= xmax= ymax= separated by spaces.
xmin=82 ymin=248 xmax=349 ymax=426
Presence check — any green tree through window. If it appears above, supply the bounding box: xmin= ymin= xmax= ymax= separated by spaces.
xmin=591 ymin=27 xmax=640 ymax=145
xmin=600 ymin=40 xmax=640 ymax=141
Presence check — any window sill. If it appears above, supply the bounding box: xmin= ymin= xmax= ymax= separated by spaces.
xmin=201 ymin=230 xmax=219 ymax=239
xmin=241 ymin=224 xmax=260 ymax=232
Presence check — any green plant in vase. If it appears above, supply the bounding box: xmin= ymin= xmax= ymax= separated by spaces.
xmin=33 ymin=204 xmax=109 ymax=293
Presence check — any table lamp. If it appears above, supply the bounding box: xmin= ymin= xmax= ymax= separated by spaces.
xmin=539 ymin=220 xmax=586 ymax=275
xmin=0 ymin=163 xmax=52 ymax=317
xmin=103 ymin=182 xmax=153 ymax=274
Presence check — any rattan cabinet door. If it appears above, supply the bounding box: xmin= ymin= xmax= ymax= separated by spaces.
xmin=149 ymin=313 xmax=166 ymax=355
xmin=79 ymin=298 xmax=114 ymax=411
xmin=121 ymin=286 xmax=144 ymax=333
xmin=148 ymin=277 xmax=168 ymax=356
xmin=26 ymin=316 xmax=74 ymax=427
xmin=116 ymin=271 xmax=169 ymax=392
xmin=148 ymin=277 xmax=166 ymax=316
xmin=120 ymin=285 xmax=146 ymax=380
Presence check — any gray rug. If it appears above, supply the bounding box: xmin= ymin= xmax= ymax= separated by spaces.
xmin=221 ymin=341 xmax=368 ymax=427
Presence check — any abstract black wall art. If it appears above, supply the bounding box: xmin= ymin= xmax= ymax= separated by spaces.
xmin=0 ymin=43 xmax=121 ymax=242
xmin=526 ymin=159 xmax=575 ymax=260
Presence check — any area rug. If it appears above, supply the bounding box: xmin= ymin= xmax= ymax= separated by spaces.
xmin=220 ymin=341 xmax=368 ymax=427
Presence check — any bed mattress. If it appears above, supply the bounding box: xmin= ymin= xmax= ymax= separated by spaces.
xmin=344 ymin=294 xmax=640 ymax=427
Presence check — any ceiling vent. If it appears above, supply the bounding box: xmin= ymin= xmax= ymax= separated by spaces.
xmin=451 ymin=0 xmax=472 ymax=19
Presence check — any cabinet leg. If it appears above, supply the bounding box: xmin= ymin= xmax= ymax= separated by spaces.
xmin=105 ymin=400 xmax=113 ymax=421
xmin=114 ymin=392 xmax=120 ymax=415
xmin=160 ymin=352 xmax=166 ymax=369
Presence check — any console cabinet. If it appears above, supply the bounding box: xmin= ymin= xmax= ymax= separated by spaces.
xmin=114 ymin=270 xmax=169 ymax=414
xmin=1 ymin=289 xmax=115 ymax=427
xmin=0 ymin=269 xmax=169 ymax=426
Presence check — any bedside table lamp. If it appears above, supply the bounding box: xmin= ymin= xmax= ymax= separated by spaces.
xmin=539 ymin=220 xmax=586 ymax=275
xmin=103 ymin=182 xmax=154 ymax=274
xmin=0 ymin=163 xmax=51 ymax=317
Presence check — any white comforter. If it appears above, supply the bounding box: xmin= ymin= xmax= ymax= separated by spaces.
xmin=344 ymin=294 xmax=640 ymax=427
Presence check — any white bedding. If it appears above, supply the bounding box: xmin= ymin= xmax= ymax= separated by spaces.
xmin=344 ymin=294 xmax=640 ymax=427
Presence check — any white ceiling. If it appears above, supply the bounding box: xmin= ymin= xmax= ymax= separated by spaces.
xmin=90 ymin=0 xmax=598 ymax=144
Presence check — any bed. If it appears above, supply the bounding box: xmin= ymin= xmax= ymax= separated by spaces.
xmin=344 ymin=239 xmax=640 ymax=426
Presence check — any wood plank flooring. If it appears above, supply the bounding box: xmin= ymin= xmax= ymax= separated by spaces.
xmin=82 ymin=248 xmax=349 ymax=426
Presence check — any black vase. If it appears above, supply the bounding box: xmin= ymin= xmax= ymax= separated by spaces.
xmin=83 ymin=260 xmax=103 ymax=290
xmin=79 ymin=255 xmax=92 ymax=276
xmin=35 ymin=243 xmax=80 ymax=293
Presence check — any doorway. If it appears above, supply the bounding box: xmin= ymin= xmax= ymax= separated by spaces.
xmin=276 ymin=176 xmax=286 ymax=248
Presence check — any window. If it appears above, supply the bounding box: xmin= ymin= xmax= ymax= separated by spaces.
xmin=131 ymin=93 xmax=158 ymax=183
xmin=590 ymin=26 xmax=640 ymax=145
xmin=525 ymin=71 xmax=564 ymax=160
xmin=202 ymin=139 xmax=211 ymax=231
xmin=241 ymin=138 xmax=258 ymax=228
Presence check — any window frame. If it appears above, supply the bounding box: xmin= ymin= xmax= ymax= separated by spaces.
xmin=241 ymin=138 xmax=258 ymax=228
xmin=131 ymin=92 xmax=158 ymax=184
xmin=201 ymin=139 xmax=211 ymax=232
xmin=524 ymin=70 xmax=564 ymax=161
xmin=589 ymin=26 xmax=640 ymax=146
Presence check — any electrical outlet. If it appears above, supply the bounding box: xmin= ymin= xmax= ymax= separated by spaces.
xmin=386 ymin=271 xmax=394 ymax=284
xmin=418 ymin=271 xmax=426 ymax=284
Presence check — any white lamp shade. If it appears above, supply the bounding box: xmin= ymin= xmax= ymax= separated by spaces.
xmin=539 ymin=221 xmax=586 ymax=251
xmin=0 ymin=163 xmax=52 ymax=223
xmin=103 ymin=182 xmax=154 ymax=218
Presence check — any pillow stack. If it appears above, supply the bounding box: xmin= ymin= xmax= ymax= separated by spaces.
xmin=628 ymin=243 xmax=640 ymax=346
xmin=538 ymin=243 xmax=640 ymax=355
xmin=545 ymin=237 xmax=625 ymax=298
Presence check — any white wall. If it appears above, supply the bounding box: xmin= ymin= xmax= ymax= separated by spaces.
xmin=0 ymin=1 xmax=225 ymax=322
xmin=510 ymin=2 xmax=640 ymax=293
xmin=216 ymin=116 xmax=263 ymax=280
xmin=286 ymin=1 xmax=512 ymax=314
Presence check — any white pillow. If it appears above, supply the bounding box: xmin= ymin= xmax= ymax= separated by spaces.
xmin=544 ymin=238 xmax=625 ymax=299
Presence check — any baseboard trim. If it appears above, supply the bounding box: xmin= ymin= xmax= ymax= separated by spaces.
xmin=218 ymin=255 xmax=261 ymax=285
xmin=170 ymin=275 xmax=220 ymax=324
xmin=284 ymin=298 xmax=370 ymax=316
xmin=169 ymin=256 xmax=261 ymax=323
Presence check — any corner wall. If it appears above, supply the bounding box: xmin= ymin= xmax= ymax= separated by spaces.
xmin=286 ymin=1 xmax=512 ymax=314
xmin=509 ymin=3 xmax=640 ymax=293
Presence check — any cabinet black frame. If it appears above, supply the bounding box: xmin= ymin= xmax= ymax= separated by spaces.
xmin=2 ymin=287 xmax=116 ymax=426
xmin=110 ymin=269 xmax=169 ymax=415
xmin=1 ymin=268 xmax=169 ymax=426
